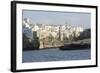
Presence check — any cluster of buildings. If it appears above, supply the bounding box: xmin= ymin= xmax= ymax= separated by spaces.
xmin=23 ymin=18 xmax=84 ymax=48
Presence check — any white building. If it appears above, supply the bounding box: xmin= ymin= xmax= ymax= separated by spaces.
xmin=23 ymin=18 xmax=33 ymax=39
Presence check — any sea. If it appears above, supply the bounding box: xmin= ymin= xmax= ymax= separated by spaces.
xmin=22 ymin=48 xmax=91 ymax=63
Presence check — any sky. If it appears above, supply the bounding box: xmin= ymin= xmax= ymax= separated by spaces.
xmin=23 ymin=10 xmax=91 ymax=29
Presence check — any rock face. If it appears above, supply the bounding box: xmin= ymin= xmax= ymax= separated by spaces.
xmin=78 ymin=29 xmax=91 ymax=39
xmin=23 ymin=18 xmax=40 ymax=50
xmin=23 ymin=32 xmax=40 ymax=50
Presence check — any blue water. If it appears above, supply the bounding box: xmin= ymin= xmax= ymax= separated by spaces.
xmin=22 ymin=48 xmax=91 ymax=63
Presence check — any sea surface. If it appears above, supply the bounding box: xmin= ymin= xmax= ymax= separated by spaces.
xmin=22 ymin=48 xmax=91 ymax=63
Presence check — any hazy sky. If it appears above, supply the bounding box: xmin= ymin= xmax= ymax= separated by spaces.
xmin=23 ymin=10 xmax=91 ymax=29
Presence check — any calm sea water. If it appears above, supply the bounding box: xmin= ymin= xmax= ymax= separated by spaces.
xmin=22 ymin=48 xmax=91 ymax=63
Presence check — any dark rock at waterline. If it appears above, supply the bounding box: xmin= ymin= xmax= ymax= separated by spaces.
xmin=59 ymin=43 xmax=90 ymax=50
xmin=23 ymin=31 xmax=40 ymax=51
xmin=59 ymin=39 xmax=91 ymax=50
